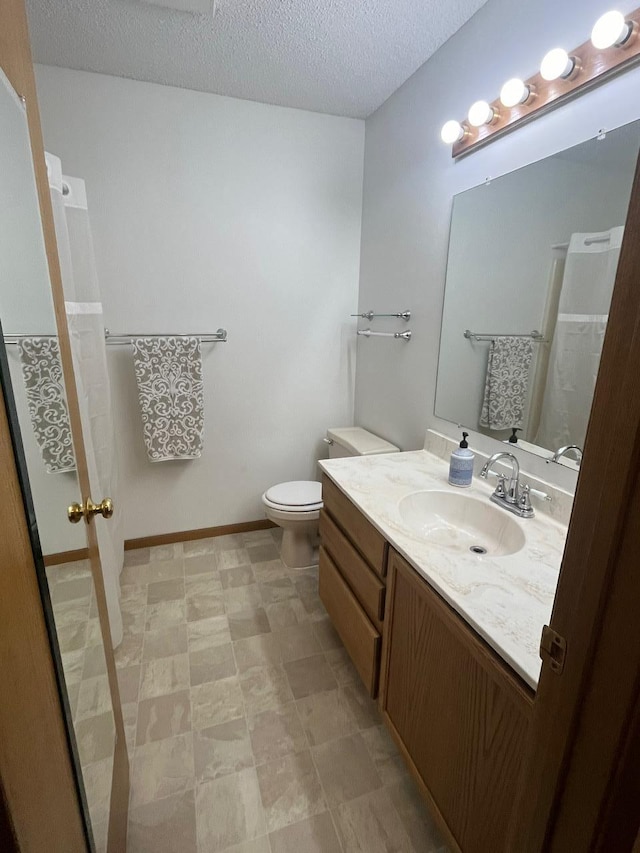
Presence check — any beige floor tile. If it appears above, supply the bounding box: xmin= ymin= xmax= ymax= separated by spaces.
xmin=283 ymin=655 xmax=337 ymax=700
xmin=387 ymin=775 xmax=449 ymax=853
xmin=124 ymin=548 xmax=151 ymax=567
xmin=146 ymin=559 xmax=184 ymax=583
xmin=83 ymin=757 xmax=114 ymax=826
xmin=275 ymin=624 xmax=322 ymax=663
xmin=224 ymin=584 xmax=263 ymax=614
xmin=149 ymin=543 xmax=183 ymax=562
xmin=229 ymin=607 xmax=271 ymax=641
xmin=186 ymin=591 xmax=225 ymax=622
xmin=325 ymin=647 xmax=359 ymax=686
xmin=248 ymin=543 xmax=280 ymax=564
xmin=251 ymin=559 xmax=290 ymax=583
xmin=121 ymin=583 xmax=148 ymax=608
xmin=189 ymin=643 xmax=236 ymax=686
xmin=194 ymin=717 xmax=254 ymax=783
xmin=76 ymin=676 xmax=113 ymax=721
xmin=191 ymin=677 xmax=244 ymax=730
xmin=121 ymin=564 xmax=151 ymax=586
xmin=147 ymin=578 xmax=185 ymax=605
xmin=269 ymin=812 xmax=342 ymax=853
xmin=184 ymin=552 xmax=219 ymax=576
xmin=234 ymin=634 xmax=283 ymax=672
xmin=75 ymin=712 xmax=116 ymax=765
xmin=218 ymin=548 xmax=253 ymax=572
xmin=312 ymin=617 xmax=343 ymax=651
xmin=66 ymin=682 xmax=81 ymax=719
xmin=143 ymin=624 xmax=188 ymax=661
xmin=187 ymin=615 xmax=232 ymax=653
xmin=136 ymin=690 xmax=191 ymax=745
xmin=259 ymin=578 xmax=296 ymax=605
xmin=312 ymin=733 xmax=382 ymax=807
xmin=122 ymin=607 xmax=146 ymax=636
xmin=240 ymin=665 xmax=294 ymax=714
xmin=57 ymin=622 xmax=88 ymax=655
xmin=139 ymin=653 xmax=190 ymax=700
xmin=342 ymin=681 xmax=381 ymax=730
xmin=256 ymin=750 xmax=326 ymax=833
xmin=131 ymin=731 xmax=195 ymax=807
xmin=183 ymin=538 xmax=216 ymax=557
xmin=122 ymin=701 xmax=138 ymax=754
xmin=248 ymin=702 xmax=307 ymax=766
xmin=117 ymin=664 xmax=141 ymax=705
xmin=128 ymin=789 xmax=197 ymax=853
xmin=145 ymin=599 xmax=186 ymax=632
xmin=114 ymin=631 xmax=144 ymax=667
xmin=361 ymin=726 xmax=407 ymax=787
xmin=50 ymin=576 xmax=93 ymax=604
xmin=53 ymin=599 xmax=90 ymax=629
xmin=196 ymin=768 xmax=266 ymax=850
xmin=185 ymin=575 xmax=222 ymax=597
xmin=242 ymin=529 xmax=276 ymax=547
xmin=92 ymin=818 xmax=108 ymax=853
xmin=296 ymin=688 xmax=359 ymax=746
xmin=86 ymin=617 xmax=103 ymax=646
xmin=333 ymin=788 xmax=413 ymax=853
xmin=213 ymin=534 xmax=245 ymax=551
xmin=221 ymin=837 xmax=271 ymax=853
xmin=264 ymin=599 xmax=308 ymax=631
xmin=61 ymin=648 xmax=86 ymax=685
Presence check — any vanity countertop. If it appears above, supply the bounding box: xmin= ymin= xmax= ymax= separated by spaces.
xmin=319 ymin=449 xmax=567 ymax=689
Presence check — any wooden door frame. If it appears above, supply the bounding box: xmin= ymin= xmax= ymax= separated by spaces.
xmin=0 ymin=0 xmax=129 ymax=849
xmin=509 ymin=149 xmax=640 ymax=849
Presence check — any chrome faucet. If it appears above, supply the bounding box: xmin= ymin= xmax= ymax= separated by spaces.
xmin=479 ymin=452 xmax=534 ymax=518
xmin=550 ymin=444 xmax=583 ymax=465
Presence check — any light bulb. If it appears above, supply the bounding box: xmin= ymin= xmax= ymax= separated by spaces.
xmin=467 ymin=100 xmax=495 ymax=128
xmin=540 ymin=48 xmax=575 ymax=81
xmin=591 ymin=11 xmax=632 ymax=49
xmin=440 ymin=120 xmax=465 ymax=144
xmin=500 ymin=78 xmax=531 ymax=108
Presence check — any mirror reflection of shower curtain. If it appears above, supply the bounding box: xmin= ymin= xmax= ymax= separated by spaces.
xmin=535 ymin=226 xmax=624 ymax=453
xmin=46 ymin=153 xmax=124 ymax=646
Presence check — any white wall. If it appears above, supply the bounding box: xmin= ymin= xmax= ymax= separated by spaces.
xmin=35 ymin=66 xmax=365 ymax=540
xmin=355 ymin=0 xmax=640 ymax=490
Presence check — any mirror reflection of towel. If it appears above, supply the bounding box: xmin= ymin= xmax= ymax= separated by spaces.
xmin=131 ymin=336 xmax=204 ymax=462
xmin=479 ymin=337 xmax=533 ymax=431
xmin=17 ymin=336 xmax=76 ymax=473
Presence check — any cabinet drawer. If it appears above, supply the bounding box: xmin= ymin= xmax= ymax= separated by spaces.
xmin=321 ymin=475 xmax=387 ymax=578
xmin=319 ymin=510 xmax=385 ymax=630
xmin=319 ymin=546 xmax=381 ymax=697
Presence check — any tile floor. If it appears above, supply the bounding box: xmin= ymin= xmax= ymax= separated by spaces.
xmin=56 ymin=527 xmax=451 ymax=853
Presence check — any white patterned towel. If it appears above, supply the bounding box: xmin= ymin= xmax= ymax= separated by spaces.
xmin=132 ymin=337 xmax=204 ymax=462
xmin=17 ymin=337 xmax=76 ymax=473
xmin=480 ymin=336 xmax=533 ymax=431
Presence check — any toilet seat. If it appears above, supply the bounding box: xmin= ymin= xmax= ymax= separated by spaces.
xmin=263 ymin=480 xmax=323 ymax=512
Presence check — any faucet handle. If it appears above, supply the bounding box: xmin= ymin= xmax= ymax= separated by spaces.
xmin=519 ymin=484 xmax=533 ymax=514
xmin=494 ymin=474 xmax=508 ymax=499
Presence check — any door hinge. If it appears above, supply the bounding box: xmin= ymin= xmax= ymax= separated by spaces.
xmin=539 ymin=624 xmax=567 ymax=674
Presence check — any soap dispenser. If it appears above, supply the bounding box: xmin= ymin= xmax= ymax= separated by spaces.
xmin=449 ymin=431 xmax=475 ymax=488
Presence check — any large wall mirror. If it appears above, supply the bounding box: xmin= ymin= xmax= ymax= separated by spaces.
xmin=435 ymin=120 xmax=640 ymax=468
xmin=0 ymin=68 xmax=114 ymax=852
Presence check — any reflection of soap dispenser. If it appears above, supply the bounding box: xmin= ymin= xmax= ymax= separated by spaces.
xmin=449 ymin=432 xmax=475 ymax=488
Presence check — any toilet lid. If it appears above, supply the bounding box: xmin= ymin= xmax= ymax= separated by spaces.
xmin=265 ymin=480 xmax=322 ymax=508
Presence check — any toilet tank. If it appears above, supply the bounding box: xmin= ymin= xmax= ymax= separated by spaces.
xmin=326 ymin=427 xmax=400 ymax=459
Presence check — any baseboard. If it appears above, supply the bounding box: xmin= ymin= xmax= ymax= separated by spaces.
xmin=123 ymin=518 xmax=276 ymax=551
xmin=44 ymin=548 xmax=89 ymax=567
xmin=44 ymin=519 xmax=277 ymax=566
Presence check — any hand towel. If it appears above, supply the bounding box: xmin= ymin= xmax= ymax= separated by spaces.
xmin=479 ymin=336 xmax=533 ymax=431
xmin=131 ymin=336 xmax=204 ymax=461
xmin=17 ymin=337 xmax=76 ymax=473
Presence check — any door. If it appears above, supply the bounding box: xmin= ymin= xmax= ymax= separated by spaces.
xmin=0 ymin=49 xmax=127 ymax=853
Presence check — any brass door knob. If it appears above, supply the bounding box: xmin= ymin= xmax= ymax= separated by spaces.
xmin=67 ymin=497 xmax=114 ymax=524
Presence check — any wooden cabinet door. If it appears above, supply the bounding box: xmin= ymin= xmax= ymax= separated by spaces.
xmin=380 ymin=549 xmax=532 ymax=853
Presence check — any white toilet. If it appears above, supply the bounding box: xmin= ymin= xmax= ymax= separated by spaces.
xmin=262 ymin=427 xmax=399 ymax=569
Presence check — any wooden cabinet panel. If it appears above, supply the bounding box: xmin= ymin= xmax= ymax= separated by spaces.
xmin=321 ymin=475 xmax=387 ymax=577
xmin=319 ymin=509 xmax=385 ymax=630
xmin=319 ymin=546 xmax=381 ymax=697
xmin=381 ymin=549 xmax=532 ymax=853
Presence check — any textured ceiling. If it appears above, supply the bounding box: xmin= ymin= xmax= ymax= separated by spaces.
xmin=26 ymin=0 xmax=488 ymax=118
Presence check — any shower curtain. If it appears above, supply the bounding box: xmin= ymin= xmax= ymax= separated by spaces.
xmin=535 ymin=226 xmax=624 ymax=453
xmin=46 ymin=153 xmax=124 ymax=646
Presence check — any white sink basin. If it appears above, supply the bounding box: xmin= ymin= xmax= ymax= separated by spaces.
xmin=398 ymin=490 xmax=526 ymax=557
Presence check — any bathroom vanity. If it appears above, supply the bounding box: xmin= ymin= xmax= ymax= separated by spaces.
xmin=318 ymin=446 xmax=567 ymax=853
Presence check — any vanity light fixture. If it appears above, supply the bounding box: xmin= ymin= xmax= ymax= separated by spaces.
xmin=440 ymin=120 xmax=466 ymax=144
xmin=467 ymin=100 xmax=496 ymax=127
xmin=499 ymin=78 xmax=532 ymax=108
xmin=540 ymin=48 xmax=577 ymax=81
xmin=442 ymin=4 xmax=640 ymax=158
xmin=591 ymin=10 xmax=634 ymax=49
